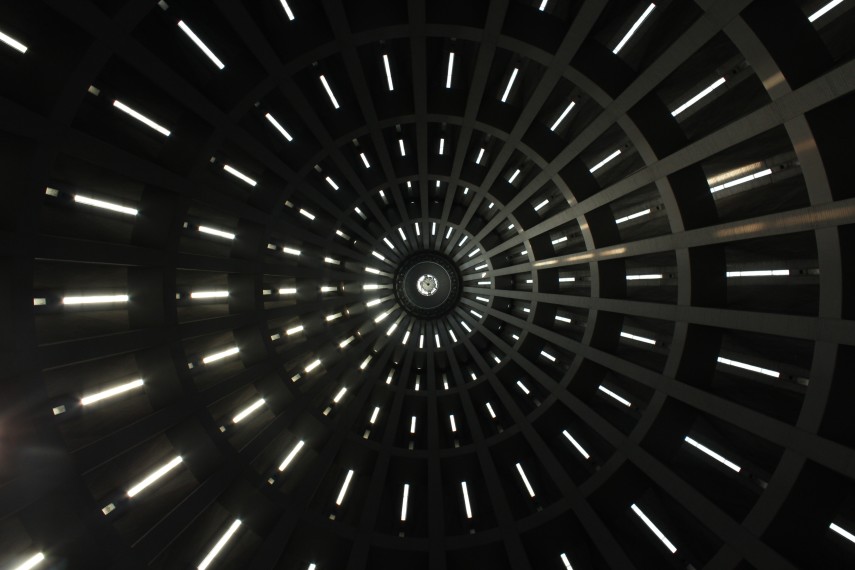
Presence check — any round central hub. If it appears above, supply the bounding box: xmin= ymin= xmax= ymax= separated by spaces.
xmin=394 ymin=251 xmax=461 ymax=318
xmin=416 ymin=274 xmax=438 ymax=296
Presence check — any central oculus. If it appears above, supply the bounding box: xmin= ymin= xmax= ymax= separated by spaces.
xmin=416 ymin=274 xmax=439 ymax=296
xmin=394 ymin=251 xmax=461 ymax=318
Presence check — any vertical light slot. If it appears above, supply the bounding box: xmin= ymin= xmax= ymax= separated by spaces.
xmin=113 ymin=100 xmax=171 ymax=136
xmin=222 ymin=165 xmax=257 ymax=187
xmin=232 ymin=398 xmax=265 ymax=423
xmin=631 ymin=504 xmax=677 ymax=553
xmin=127 ymin=456 xmax=183 ymax=497
xmin=278 ymin=440 xmax=305 ymax=471
xmin=398 ymin=139 xmax=406 ymax=156
xmin=613 ymin=3 xmax=656 ymax=55
xmin=81 ymin=378 xmax=144 ymax=406
xmin=12 ymin=553 xmax=45 ymax=570
xmin=264 ymin=113 xmax=293 ymax=141
xmin=809 ymin=0 xmax=845 ymax=22
xmin=500 ymin=68 xmax=519 ymax=103
xmin=560 ymin=553 xmax=573 ymax=570
xmin=319 ymin=75 xmax=340 ymax=109
xmin=508 ymin=169 xmax=521 ymax=183
xmin=446 ymin=52 xmax=455 ymax=88
xmin=0 ymin=29 xmax=28 ymax=53
xmin=671 ymin=77 xmax=726 ymax=117
xmin=550 ymin=101 xmax=576 ymax=131
xmin=197 ymin=519 xmax=242 ymax=570
xmin=369 ymin=406 xmax=380 ymax=424
xmin=539 ymin=0 xmax=549 ymax=10
xmin=438 ymin=138 xmax=445 ymax=155
xmin=515 ymin=462 xmax=536 ymax=497
xmin=62 ymin=294 xmax=129 ymax=305
xmin=279 ymin=0 xmax=295 ymax=20
xmin=336 ymin=470 xmax=354 ymax=506
xmin=400 ymin=484 xmax=410 ymax=521
xmin=360 ymin=153 xmax=371 ymax=168
xmin=177 ymin=21 xmax=225 ymax=69
xmin=333 ymin=387 xmax=347 ymax=403
xmin=410 ymin=416 xmax=417 ymax=434
xmin=382 ymin=54 xmax=394 ymax=91
xmin=589 ymin=149 xmax=621 ymax=173
xmin=486 ymin=402 xmax=496 ymax=418
xmin=475 ymin=147 xmax=485 ymax=164
xmin=461 ymin=481 xmax=473 ymax=518
xmin=449 ymin=414 xmax=457 ymax=432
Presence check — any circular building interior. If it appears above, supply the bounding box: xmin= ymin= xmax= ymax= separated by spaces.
xmin=2 ymin=0 xmax=855 ymax=569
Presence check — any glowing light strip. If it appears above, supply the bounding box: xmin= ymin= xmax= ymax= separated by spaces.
xmin=0 ymin=29 xmax=28 ymax=53
xmin=446 ymin=52 xmax=455 ymax=88
xmin=113 ymin=100 xmax=171 ymax=136
xmin=626 ymin=274 xmax=662 ymax=280
xmin=589 ymin=149 xmax=621 ymax=173
xmin=278 ymin=440 xmax=305 ymax=471
xmin=233 ymin=398 xmax=265 ymax=423
xmin=717 ymin=356 xmax=780 ymax=378
xmin=672 ymin=77 xmax=726 ymax=117
xmin=830 ymin=522 xmax=855 ymax=543
xmin=616 ymin=208 xmax=651 ymax=224
xmin=709 ymin=168 xmax=773 ymax=193
xmin=197 ymin=519 xmax=242 ymax=570
xmin=279 ymin=0 xmax=295 ymax=20
xmin=199 ymin=225 xmax=236 ymax=240
xmin=476 ymin=148 xmax=485 ymax=164
xmin=336 ymin=470 xmax=354 ymax=505
xmin=461 ymin=481 xmax=473 ymax=518
xmin=560 ymin=552 xmax=574 ymax=570
xmin=264 ymin=113 xmax=293 ymax=141
xmin=127 ymin=456 xmax=183 ymax=497
xmin=177 ymin=21 xmax=224 ymax=69
xmin=63 ymin=294 xmax=128 ymax=305
xmin=599 ymin=385 xmax=631 ymax=406
xmin=515 ymin=462 xmax=535 ymax=497
xmin=370 ymin=407 xmax=380 ymax=424
xmin=726 ymin=269 xmax=789 ymax=277
xmin=360 ymin=153 xmax=370 ymax=168
xmin=550 ymin=101 xmax=576 ymax=131
xmin=383 ymin=53 xmax=394 ymax=91
xmin=72 ymin=193 xmax=138 ymax=216
xmin=562 ymin=430 xmax=590 ymax=459
xmin=202 ymin=346 xmax=239 ymax=364
xmin=501 ymin=68 xmax=519 ymax=103
xmin=631 ymin=503 xmax=677 ymax=553
xmin=401 ymin=483 xmax=410 ymax=521
xmin=620 ymin=331 xmax=656 ymax=345
xmin=319 ymin=75 xmax=340 ymax=109
xmin=12 ymin=553 xmax=44 ymax=570
xmin=81 ymin=379 xmax=144 ymax=405
xmin=613 ymin=3 xmax=656 ymax=54
xmin=190 ymin=291 xmax=229 ymax=299
xmin=222 ymin=164 xmax=257 ymax=187
xmin=809 ymin=0 xmax=845 ymax=22
xmin=486 ymin=402 xmax=496 ymax=418
xmin=508 ymin=169 xmax=521 ymax=183
xmin=684 ymin=436 xmax=741 ymax=472
xmin=305 ymin=359 xmax=321 ymax=373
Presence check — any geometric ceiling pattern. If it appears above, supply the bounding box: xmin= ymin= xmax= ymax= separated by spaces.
xmin=2 ymin=0 xmax=855 ymax=568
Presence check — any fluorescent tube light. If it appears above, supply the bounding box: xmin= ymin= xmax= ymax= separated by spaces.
xmin=809 ymin=0 xmax=845 ymax=22
xmin=398 ymin=139 xmax=406 ymax=156
xmin=299 ymin=208 xmax=315 ymax=220
xmin=626 ymin=274 xmax=662 ymax=280
xmin=539 ymin=0 xmax=549 ymax=11
xmin=282 ymin=247 xmax=301 ymax=256
xmin=726 ymin=269 xmax=789 ymax=277
xmin=461 ymin=481 xmax=473 ymax=518
xmin=198 ymin=519 xmax=242 ymax=570
xmin=540 ymin=350 xmax=556 ymax=362
xmin=190 ymin=291 xmax=229 ymax=299
xmin=202 ymin=346 xmax=239 ymax=364
xmin=325 ymin=176 xmax=339 ymax=190
xmin=616 ymin=208 xmax=651 ymax=224
xmin=0 ymin=29 xmax=28 ymax=53
xmin=336 ymin=470 xmax=354 ymax=505
xmin=562 ymin=430 xmax=590 ymax=459
xmin=599 ymin=385 xmax=631 ymax=406
xmin=613 ymin=3 xmax=656 ymax=54
xmin=279 ymin=287 xmax=297 ymax=294
xmin=222 ymin=164 xmax=257 ymax=186
xmin=113 ymin=100 xmax=171 ymax=136
xmin=286 ymin=325 xmax=303 ymax=335
xmin=198 ymin=225 xmax=236 ymax=240
xmin=515 ymin=462 xmax=535 ymax=497
xmin=383 ymin=54 xmax=394 ymax=91
xmin=830 ymin=522 xmax=855 ymax=543
xmin=717 ymin=356 xmax=779 ymax=378
xmin=534 ymin=199 xmax=549 ymax=211
xmin=631 ymin=503 xmax=677 ymax=553
xmin=81 ymin=379 xmax=144 ymax=405
xmin=333 ymin=387 xmax=347 ymax=403
xmin=233 ymin=398 xmax=265 ymax=423
xmin=446 ymin=52 xmax=455 ymax=88
xmin=620 ymin=331 xmax=656 ymax=345
xmin=438 ymin=138 xmax=445 ymax=155
xmin=279 ymin=0 xmax=295 ymax=20
xmin=360 ymin=152 xmax=370 ymax=168
xmin=62 ymin=294 xmax=129 ymax=305
xmin=319 ymin=75 xmax=340 ymax=109
xmin=476 ymin=148 xmax=485 ymax=164
xmin=509 ymin=169 xmax=521 ymax=183
xmin=517 ymin=380 xmax=530 ymax=395
xmin=550 ymin=101 xmax=576 ymax=131
xmin=709 ymin=168 xmax=773 ymax=193
xmin=72 ymin=194 xmax=138 ymax=216
xmin=13 ymin=553 xmax=44 ymax=570
xmin=127 ymin=456 xmax=183 ymax=497
xmin=560 ymin=552 xmax=573 ymax=570
xmin=684 ymin=436 xmax=741 ymax=472
xmin=449 ymin=414 xmax=457 ymax=432
xmin=501 ymin=68 xmax=519 ymax=103
xmin=589 ymin=149 xmax=621 ymax=173
xmin=369 ymin=406 xmax=380 ymax=424
xmin=305 ymin=359 xmax=321 ymax=372
xmin=278 ymin=440 xmax=305 ymax=471
xmin=672 ymin=77 xmax=726 ymax=117
xmin=265 ymin=112 xmax=293 ymax=141
xmin=486 ymin=402 xmax=496 ymax=418
xmin=177 ymin=21 xmax=225 ymax=69
xmin=400 ymin=483 xmax=410 ymax=521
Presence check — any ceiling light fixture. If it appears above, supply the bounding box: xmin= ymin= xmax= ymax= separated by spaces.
xmin=319 ymin=75 xmax=340 ymax=109
xmin=177 ymin=21 xmax=225 ymax=69
xmin=197 ymin=519 xmax=242 ymax=570
xmin=113 ymin=100 xmax=171 ymax=136
xmin=613 ymin=3 xmax=656 ymax=54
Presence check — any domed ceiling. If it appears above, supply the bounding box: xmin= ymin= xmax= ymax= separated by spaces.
xmin=2 ymin=0 xmax=855 ymax=569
